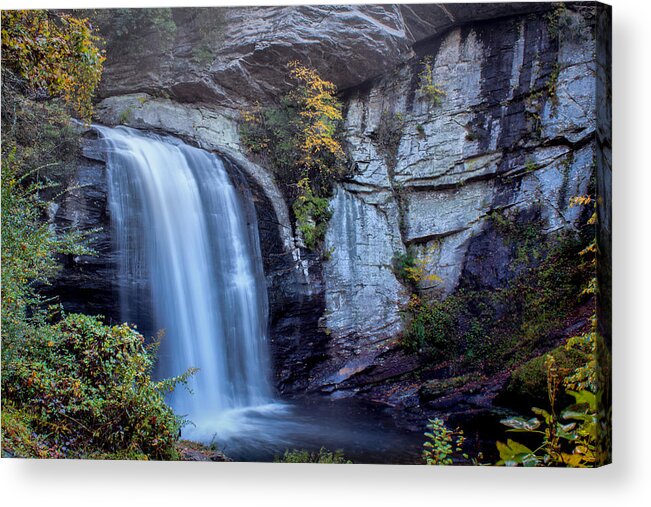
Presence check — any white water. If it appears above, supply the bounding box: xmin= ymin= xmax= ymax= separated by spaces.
xmin=99 ymin=126 xmax=277 ymax=438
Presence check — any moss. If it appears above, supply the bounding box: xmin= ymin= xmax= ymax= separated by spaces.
xmin=500 ymin=344 xmax=586 ymax=410
xmin=524 ymin=159 xmax=537 ymax=173
xmin=118 ymin=106 xmax=133 ymax=124
xmin=419 ymin=375 xmax=473 ymax=401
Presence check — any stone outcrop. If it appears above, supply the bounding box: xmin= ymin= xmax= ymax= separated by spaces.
xmin=48 ymin=135 xmax=119 ymax=320
xmin=97 ymin=4 xmax=549 ymax=108
xmin=316 ymin=8 xmax=596 ymax=397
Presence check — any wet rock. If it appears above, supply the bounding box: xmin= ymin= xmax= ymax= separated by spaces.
xmin=48 ymin=135 xmax=121 ymax=322
xmin=177 ymin=440 xmax=231 ymax=462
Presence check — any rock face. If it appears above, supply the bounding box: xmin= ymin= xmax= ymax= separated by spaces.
xmin=97 ymin=4 xmax=548 ymax=108
xmin=56 ymin=4 xmax=607 ymax=404
xmin=48 ymin=135 xmax=120 ymax=321
xmin=317 ymin=8 xmax=597 ymax=396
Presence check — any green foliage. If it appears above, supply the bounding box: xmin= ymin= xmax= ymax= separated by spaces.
xmin=2 ymin=76 xmax=82 ymax=186
xmin=113 ymin=8 xmax=176 ymax=40
xmin=1 ymin=10 xmax=105 ymax=120
xmin=497 ymin=208 xmax=609 ymax=467
xmin=417 ymin=57 xmax=446 ymax=107
xmin=422 ymin=418 xmax=468 ymax=465
xmin=402 ymin=294 xmax=462 ymax=356
xmin=1 ymin=403 xmax=54 ymax=458
xmin=393 ymin=250 xmax=419 ymax=287
xmin=501 ymin=343 xmax=586 ymax=409
xmin=292 ymin=178 xmax=332 ymax=250
xmin=498 ymin=341 xmax=610 ymax=467
xmin=547 ymin=63 xmax=561 ymax=110
xmin=87 ymin=8 xmax=176 ymax=55
xmin=392 ymin=248 xmax=442 ymax=289
xmin=524 ymin=159 xmax=537 ymax=173
xmin=401 ymin=233 xmax=591 ymax=371
xmin=275 ymin=447 xmax=352 ymax=464
xmin=1 ymin=147 xmax=90 ymax=335
xmin=241 ymin=62 xmax=347 ymax=250
xmin=496 ymin=438 xmax=538 ymax=467
xmin=2 ymin=144 xmax=194 ymax=459
xmin=241 ymin=62 xmax=346 ymax=193
xmin=2 ymin=65 xmax=193 ymax=459
xmin=2 ymin=313 xmax=192 ymax=460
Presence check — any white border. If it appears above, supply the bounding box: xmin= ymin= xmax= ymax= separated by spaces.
xmin=2 ymin=1 xmax=650 ymax=506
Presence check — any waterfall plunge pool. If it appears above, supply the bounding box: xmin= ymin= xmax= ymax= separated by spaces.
xmin=181 ymin=397 xmax=424 ymax=464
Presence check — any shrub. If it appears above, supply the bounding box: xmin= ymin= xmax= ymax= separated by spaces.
xmin=1 ymin=79 xmax=82 ymax=191
xmin=275 ymin=447 xmax=351 ymax=464
xmin=1 ymin=403 xmax=54 ymax=458
xmin=292 ymin=178 xmax=332 ymax=250
xmin=422 ymin=418 xmax=468 ymax=465
xmin=241 ymin=62 xmax=346 ymax=194
xmin=2 ymin=313 xmax=193 ymax=460
xmin=417 ymin=57 xmax=445 ymax=107
xmin=1 ymin=10 xmax=105 ymax=120
xmin=400 ymin=233 xmax=591 ymax=371
xmin=1 ymin=147 xmax=90 ymax=336
xmin=392 ymin=248 xmax=441 ymax=289
xmin=240 ymin=62 xmax=347 ymax=250
xmin=402 ymin=294 xmax=462 ymax=356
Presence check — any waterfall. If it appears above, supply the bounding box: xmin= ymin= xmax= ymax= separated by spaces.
xmin=98 ymin=125 xmax=273 ymax=434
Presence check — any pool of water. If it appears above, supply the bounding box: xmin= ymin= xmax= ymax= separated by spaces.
xmin=180 ymin=397 xmax=425 ymax=464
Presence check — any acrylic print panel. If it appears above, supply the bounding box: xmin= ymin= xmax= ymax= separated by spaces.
xmin=0 ymin=2 xmax=611 ymax=466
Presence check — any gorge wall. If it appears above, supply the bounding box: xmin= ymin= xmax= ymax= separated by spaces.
xmin=53 ymin=3 xmax=608 ymax=415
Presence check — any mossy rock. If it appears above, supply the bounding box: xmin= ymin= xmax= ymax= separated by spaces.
xmin=419 ymin=374 xmax=472 ymax=402
xmin=496 ymin=344 xmax=585 ymax=411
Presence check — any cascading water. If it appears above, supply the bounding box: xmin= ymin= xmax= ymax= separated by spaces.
xmin=98 ymin=125 xmax=274 ymax=437
xmin=97 ymin=125 xmax=422 ymax=462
